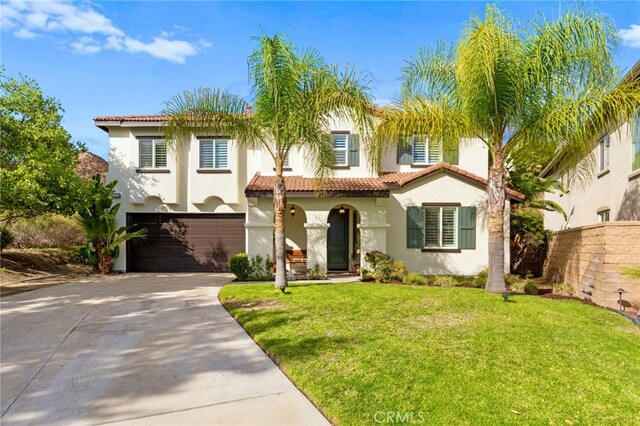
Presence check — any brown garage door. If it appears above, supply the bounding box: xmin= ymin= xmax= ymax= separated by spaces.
xmin=126 ymin=213 xmax=245 ymax=272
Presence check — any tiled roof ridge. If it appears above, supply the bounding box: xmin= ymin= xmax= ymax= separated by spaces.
xmin=245 ymin=162 xmax=525 ymax=201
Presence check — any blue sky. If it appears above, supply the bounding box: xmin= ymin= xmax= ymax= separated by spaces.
xmin=2 ymin=1 xmax=640 ymax=159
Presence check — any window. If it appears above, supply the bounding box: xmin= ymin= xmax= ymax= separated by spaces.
xmin=199 ymin=139 xmax=228 ymax=169
xmin=633 ymin=111 xmax=640 ymax=172
xmin=412 ymin=136 xmax=441 ymax=165
xmin=598 ymin=209 xmax=610 ymax=223
xmin=424 ymin=206 xmax=457 ymax=248
xmin=283 ymin=152 xmax=290 ymax=168
xmin=599 ymin=135 xmax=610 ymax=171
xmin=332 ymin=134 xmax=348 ymax=166
xmin=139 ymin=139 xmax=167 ymax=169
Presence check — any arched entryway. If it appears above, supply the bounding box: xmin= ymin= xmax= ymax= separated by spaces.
xmin=326 ymin=205 xmax=360 ymax=272
xmin=284 ymin=203 xmax=308 ymax=276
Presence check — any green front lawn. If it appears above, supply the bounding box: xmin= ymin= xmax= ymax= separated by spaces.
xmin=219 ymin=283 xmax=640 ymax=425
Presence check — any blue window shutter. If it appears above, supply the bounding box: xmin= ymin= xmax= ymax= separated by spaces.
xmin=407 ymin=206 xmax=425 ymax=248
xmin=348 ymin=134 xmax=360 ymax=166
xmin=397 ymin=136 xmax=413 ymax=164
xmin=458 ymin=206 xmax=476 ymax=249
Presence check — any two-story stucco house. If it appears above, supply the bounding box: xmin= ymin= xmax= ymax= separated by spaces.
xmin=95 ymin=115 xmax=523 ymax=275
xmin=543 ymin=61 xmax=640 ymax=231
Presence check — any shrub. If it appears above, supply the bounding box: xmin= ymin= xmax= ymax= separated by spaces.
xmin=390 ymin=261 xmax=408 ymax=281
xmin=230 ymin=253 xmax=251 ymax=281
xmin=474 ymin=269 xmax=488 ymax=288
xmin=361 ymin=268 xmax=373 ymax=281
xmin=248 ymin=255 xmax=273 ymax=281
xmin=0 ymin=227 xmax=15 ymax=251
xmin=433 ymin=276 xmax=457 ymax=287
xmin=9 ymin=214 xmax=85 ymax=248
xmin=364 ymin=250 xmax=398 ymax=283
xmin=307 ymin=263 xmax=327 ymax=280
xmin=524 ymin=282 xmax=539 ymax=295
xmin=403 ymin=272 xmax=427 ymax=286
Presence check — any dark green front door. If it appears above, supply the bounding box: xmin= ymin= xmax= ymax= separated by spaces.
xmin=327 ymin=208 xmax=349 ymax=270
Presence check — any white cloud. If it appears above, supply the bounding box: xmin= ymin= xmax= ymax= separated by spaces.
xmin=620 ymin=24 xmax=640 ymax=48
xmin=1 ymin=0 xmax=207 ymax=63
xmin=71 ymin=36 xmax=101 ymax=54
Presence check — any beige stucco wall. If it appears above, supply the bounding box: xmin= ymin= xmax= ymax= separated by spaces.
xmin=545 ymin=121 xmax=640 ymax=231
xmin=544 ymin=222 xmax=640 ymax=309
xmin=386 ymin=172 xmax=510 ymax=275
xmin=380 ymin=137 xmax=489 ymax=178
xmin=106 ymin=127 xmax=247 ymax=272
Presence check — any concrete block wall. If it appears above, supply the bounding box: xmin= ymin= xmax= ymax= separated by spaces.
xmin=544 ymin=222 xmax=640 ymax=309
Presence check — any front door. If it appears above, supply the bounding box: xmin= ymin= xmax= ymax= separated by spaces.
xmin=327 ymin=208 xmax=349 ymax=270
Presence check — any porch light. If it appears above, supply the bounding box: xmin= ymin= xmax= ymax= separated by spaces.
xmin=290 ymin=205 xmax=296 ymax=217
xmin=339 ymin=205 xmax=346 ymax=214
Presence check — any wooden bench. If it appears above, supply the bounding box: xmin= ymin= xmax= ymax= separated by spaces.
xmin=286 ymin=249 xmax=307 ymax=264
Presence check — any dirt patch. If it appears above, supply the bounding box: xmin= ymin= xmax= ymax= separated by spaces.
xmin=538 ymin=293 xmax=599 ymax=306
xmin=1 ymin=248 xmax=96 ymax=297
xmin=224 ymin=299 xmax=285 ymax=311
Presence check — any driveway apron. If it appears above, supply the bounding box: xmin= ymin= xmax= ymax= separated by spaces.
xmin=0 ymin=274 xmax=329 ymax=425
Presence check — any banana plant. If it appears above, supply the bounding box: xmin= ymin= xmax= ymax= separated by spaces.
xmin=78 ymin=176 xmax=146 ymax=273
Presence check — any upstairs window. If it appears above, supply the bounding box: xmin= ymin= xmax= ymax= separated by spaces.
xmin=411 ymin=136 xmax=441 ymax=165
xmin=597 ymin=209 xmax=610 ymax=223
xmin=139 ymin=139 xmax=167 ymax=169
xmin=200 ymin=139 xmax=228 ymax=169
xmin=424 ymin=205 xmax=458 ymax=249
xmin=332 ymin=133 xmax=348 ymax=166
xmin=599 ymin=135 xmax=610 ymax=171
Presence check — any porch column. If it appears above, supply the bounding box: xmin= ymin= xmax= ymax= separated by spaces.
xmin=357 ymin=223 xmax=390 ymax=269
xmin=304 ymin=223 xmax=330 ymax=274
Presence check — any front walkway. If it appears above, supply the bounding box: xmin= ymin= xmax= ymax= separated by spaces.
xmin=0 ymin=274 xmax=329 ymax=425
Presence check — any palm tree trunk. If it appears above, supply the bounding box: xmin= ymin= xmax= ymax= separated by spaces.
xmin=273 ymin=155 xmax=288 ymax=291
xmin=486 ymin=145 xmax=507 ymax=293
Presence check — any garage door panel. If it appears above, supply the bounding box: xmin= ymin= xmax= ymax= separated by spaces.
xmin=127 ymin=213 xmax=246 ymax=272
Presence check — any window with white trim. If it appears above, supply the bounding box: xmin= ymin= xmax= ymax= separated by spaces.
xmin=199 ymin=139 xmax=228 ymax=169
xmin=139 ymin=139 xmax=167 ymax=169
xmin=424 ymin=206 xmax=458 ymax=248
xmin=597 ymin=209 xmax=610 ymax=223
xmin=332 ymin=134 xmax=348 ymax=166
xmin=412 ymin=136 xmax=441 ymax=165
xmin=599 ymin=135 xmax=610 ymax=171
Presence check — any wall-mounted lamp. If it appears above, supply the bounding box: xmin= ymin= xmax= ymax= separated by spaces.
xmin=289 ymin=205 xmax=296 ymax=217
xmin=338 ymin=205 xmax=346 ymax=214
xmin=112 ymin=191 xmax=122 ymax=199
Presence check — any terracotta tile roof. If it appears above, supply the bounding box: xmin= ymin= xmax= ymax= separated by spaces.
xmin=75 ymin=152 xmax=108 ymax=180
xmin=245 ymin=162 xmax=525 ymax=201
xmin=381 ymin=162 xmax=525 ymax=200
xmin=94 ymin=115 xmax=167 ymax=122
xmin=245 ymin=173 xmax=390 ymax=197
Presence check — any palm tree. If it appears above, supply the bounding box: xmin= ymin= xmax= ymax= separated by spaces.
xmin=371 ymin=5 xmax=640 ymax=293
xmin=163 ymin=34 xmax=374 ymax=291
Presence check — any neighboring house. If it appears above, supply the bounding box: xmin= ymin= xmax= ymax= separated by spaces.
xmin=75 ymin=151 xmax=108 ymax=181
xmin=541 ymin=62 xmax=640 ymax=309
xmin=543 ymin=61 xmax=640 ymax=230
xmin=95 ymin=115 xmax=523 ymax=275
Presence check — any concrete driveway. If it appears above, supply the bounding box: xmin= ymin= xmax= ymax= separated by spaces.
xmin=0 ymin=274 xmax=329 ymax=425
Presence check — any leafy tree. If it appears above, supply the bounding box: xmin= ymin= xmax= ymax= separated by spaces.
xmin=371 ymin=5 xmax=640 ymax=292
xmin=78 ymin=176 xmax=147 ymax=273
xmin=163 ymin=34 xmax=373 ymax=291
xmin=0 ymin=70 xmax=89 ymax=221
